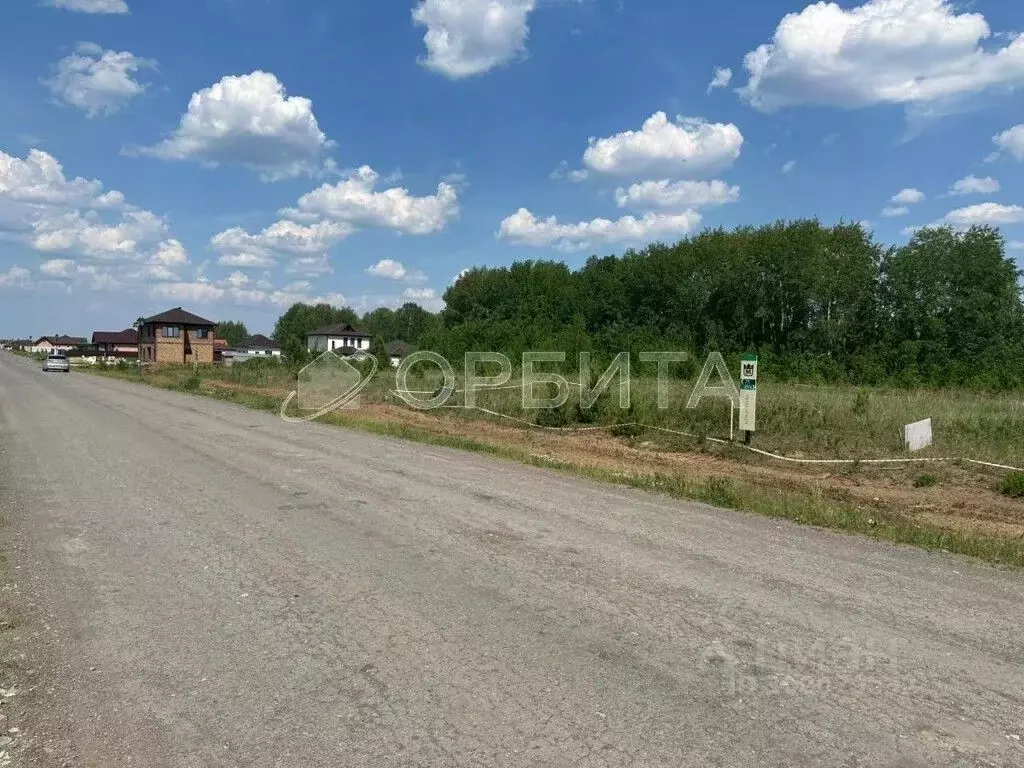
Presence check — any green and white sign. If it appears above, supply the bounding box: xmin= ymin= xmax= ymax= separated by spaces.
xmin=738 ymin=354 xmax=757 ymax=433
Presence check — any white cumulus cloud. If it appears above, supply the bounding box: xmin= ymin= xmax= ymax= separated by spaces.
xmin=45 ymin=0 xmax=128 ymax=12
xmin=412 ymin=0 xmax=535 ymax=79
xmin=0 ymin=266 xmax=32 ymax=288
xmin=287 ymin=254 xmax=333 ymax=277
xmin=993 ymin=125 xmax=1024 ymax=161
xmin=30 ymin=209 xmax=167 ymax=258
xmin=498 ymin=207 xmax=702 ymax=251
xmin=216 ymin=253 xmax=276 ymax=269
xmin=0 ymin=148 xmax=125 ymax=209
xmin=209 ymin=219 xmax=351 ymax=269
xmin=881 ymin=206 xmax=910 ymax=218
xmin=739 ymin=0 xmax=1024 ymax=113
xmin=151 ymin=239 xmax=189 ymax=267
xmin=706 ymin=67 xmax=732 ymax=94
xmin=40 ymin=258 xmax=75 ymax=278
xmin=581 ymin=112 xmax=743 ymax=178
xmin=614 ymin=179 xmax=739 ymax=209
xmin=891 ymin=188 xmax=925 ymax=205
xmin=401 ymin=286 xmax=444 ymax=311
xmin=44 ymin=43 xmax=155 ymax=117
xmin=134 ymin=71 xmax=334 ymax=182
xmin=781 ymin=160 xmax=796 ymax=174
xmin=151 ymin=276 xmax=347 ymax=309
xmin=0 ymin=147 xmax=191 ymax=291
xmin=949 ymin=175 xmax=1000 ymax=196
xmin=365 ymin=259 xmax=426 ymax=282
xmin=943 ymin=202 xmax=1024 ymax=226
xmin=286 ymin=165 xmax=459 ymax=234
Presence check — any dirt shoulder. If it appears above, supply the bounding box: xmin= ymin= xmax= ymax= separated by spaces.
xmin=194 ymin=378 xmax=1024 ymax=548
xmin=352 ymin=402 xmax=1024 ymax=538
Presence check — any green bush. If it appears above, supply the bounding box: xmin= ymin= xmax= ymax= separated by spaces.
xmin=1000 ymin=473 xmax=1024 ymax=498
xmin=852 ymin=389 xmax=870 ymax=416
xmin=914 ymin=473 xmax=938 ymax=488
xmin=610 ymin=421 xmax=645 ymax=438
xmin=181 ymin=371 xmax=203 ymax=391
xmin=535 ymin=402 xmax=573 ymax=428
xmin=703 ymin=476 xmax=738 ymax=507
xmin=573 ymin=401 xmax=599 ymax=424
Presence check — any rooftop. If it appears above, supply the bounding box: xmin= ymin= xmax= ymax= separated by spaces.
xmin=92 ymin=329 xmax=138 ymax=345
xmin=142 ymin=307 xmax=215 ymax=326
xmin=33 ymin=335 xmax=87 ymax=345
xmin=307 ymin=323 xmax=371 ymax=338
xmin=241 ymin=333 xmax=279 ymax=349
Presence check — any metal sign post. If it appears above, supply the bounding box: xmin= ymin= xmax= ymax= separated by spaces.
xmin=738 ymin=354 xmax=757 ymax=444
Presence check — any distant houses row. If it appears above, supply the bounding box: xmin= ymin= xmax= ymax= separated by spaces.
xmin=0 ymin=307 xmax=281 ymax=365
xmin=1 ymin=306 xmax=412 ymax=367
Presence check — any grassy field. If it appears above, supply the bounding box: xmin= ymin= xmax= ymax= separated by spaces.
xmin=89 ymin=359 xmax=1024 ymax=466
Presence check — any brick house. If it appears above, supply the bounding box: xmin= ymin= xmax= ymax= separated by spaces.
xmin=91 ymin=329 xmax=139 ymax=359
xmin=137 ymin=307 xmax=216 ymax=364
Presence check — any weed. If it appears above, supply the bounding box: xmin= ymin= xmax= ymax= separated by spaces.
xmin=852 ymin=389 xmax=870 ymax=416
xmin=914 ymin=473 xmax=938 ymax=488
xmin=1000 ymin=472 xmax=1024 ymax=499
xmin=610 ymin=421 xmax=645 ymax=438
xmin=703 ymin=476 xmax=738 ymax=507
xmin=573 ymin=401 xmax=599 ymax=424
xmin=181 ymin=371 xmax=202 ymax=391
xmin=535 ymin=402 xmax=574 ymax=428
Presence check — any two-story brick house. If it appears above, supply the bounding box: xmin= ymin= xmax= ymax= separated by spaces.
xmin=137 ymin=307 xmax=216 ymax=364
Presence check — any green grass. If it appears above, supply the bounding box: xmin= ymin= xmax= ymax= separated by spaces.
xmin=1001 ymin=472 xmax=1024 ymax=498
xmin=914 ymin=473 xmax=938 ymax=488
xmin=80 ymin=361 xmax=1024 ymax=568
xmin=432 ymin=376 xmax=1024 ymax=466
xmin=84 ymin=360 xmax=1024 ymax=466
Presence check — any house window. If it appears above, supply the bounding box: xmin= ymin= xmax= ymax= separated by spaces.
xmin=163 ymin=326 xmax=180 ymax=338
xmin=196 ymin=328 xmax=210 ymax=339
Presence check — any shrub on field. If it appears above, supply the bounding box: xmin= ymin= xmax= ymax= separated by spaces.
xmin=573 ymin=401 xmax=599 ymax=424
xmin=1000 ymin=473 xmax=1024 ymax=498
xmin=914 ymin=474 xmax=938 ymax=488
xmin=181 ymin=371 xmax=202 ymax=391
xmin=535 ymin=401 xmax=574 ymax=428
xmin=852 ymin=389 xmax=870 ymax=416
xmin=704 ymin=476 xmax=737 ymax=507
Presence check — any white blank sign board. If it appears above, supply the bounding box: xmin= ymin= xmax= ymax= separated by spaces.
xmin=904 ymin=418 xmax=933 ymax=452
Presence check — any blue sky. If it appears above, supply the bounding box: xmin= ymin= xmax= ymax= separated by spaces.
xmin=1 ymin=0 xmax=1023 ymax=337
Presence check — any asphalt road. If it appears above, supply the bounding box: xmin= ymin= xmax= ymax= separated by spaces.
xmin=0 ymin=352 xmax=1021 ymax=768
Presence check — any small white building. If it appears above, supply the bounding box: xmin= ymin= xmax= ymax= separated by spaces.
xmin=385 ymin=340 xmax=413 ymax=367
xmin=307 ymin=323 xmax=372 ymax=354
xmin=222 ymin=334 xmax=283 ymax=365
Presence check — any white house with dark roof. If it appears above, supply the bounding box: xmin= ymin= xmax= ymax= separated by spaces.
xmin=306 ymin=323 xmax=371 ymax=355
xmin=231 ymin=334 xmax=282 ymax=357
xmin=28 ymin=335 xmax=87 ymax=354
xmin=222 ymin=334 xmax=282 ymax=364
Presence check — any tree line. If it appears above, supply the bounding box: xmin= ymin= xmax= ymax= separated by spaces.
xmin=247 ymin=221 xmax=1024 ymax=389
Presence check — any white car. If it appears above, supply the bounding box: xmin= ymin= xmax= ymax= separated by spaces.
xmin=43 ymin=352 xmax=70 ymax=373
